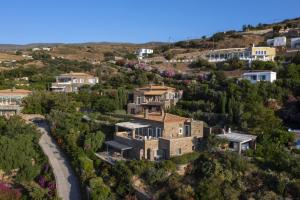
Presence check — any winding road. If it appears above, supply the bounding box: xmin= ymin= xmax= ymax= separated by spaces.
xmin=22 ymin=114 xmax=81 ymax=200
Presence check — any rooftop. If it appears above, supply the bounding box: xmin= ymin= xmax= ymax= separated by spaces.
xmin=134 ymin=113 xmax=189 ymax=123
xmin=216 ymin=132 xmax=257 ymax=143
xmin=116 ymin=121 xmax=150 ymax=129
xmin=138 ymin=85 xmax=176 ymax=92
xmin=105 ymin=140 xmax=133 ymax=151
xmin=0 ymin=89 xmax=32 ymax=96
xmin=243 ymin=70 xmax=276 ymax=75
xmin=59 ymin=72 xmax=95 ymax=77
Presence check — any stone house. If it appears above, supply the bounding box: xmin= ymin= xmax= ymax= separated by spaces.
xmin=104 ymin=110 xmax=204 ymax=161
xmin=127 ymin=85 xmax=182 ymax=115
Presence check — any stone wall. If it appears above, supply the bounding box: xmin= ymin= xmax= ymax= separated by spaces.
xmin=168 ymin=137 xmax=199 ymax=158
xmin=190 ymin=120 xmax=204 ymax=137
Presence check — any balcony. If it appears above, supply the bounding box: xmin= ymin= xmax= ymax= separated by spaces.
xmin=115 ymin=131 xmax=158 ymax=141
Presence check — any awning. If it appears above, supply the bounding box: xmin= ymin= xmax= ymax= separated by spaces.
xmin=116 ymin=121 xmax=150 ymax=129
xmin=216 ymin=132 xmax=257 ymax=143
xmin=105 ymin=140 xmax=132 ymax=151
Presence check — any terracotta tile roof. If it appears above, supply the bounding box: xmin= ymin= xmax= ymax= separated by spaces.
xmin=143 ymin=91 xmax=167 ymax=96
xmin=134 ymin=113 xmax=188 ymax=123
xmin=138 ymin=85 xmax=176 ymax=92
xmin=0 ymin=89 xmax=32 ymax=96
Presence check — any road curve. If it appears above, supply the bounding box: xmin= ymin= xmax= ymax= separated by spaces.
xmin=22 ymin=115 xmax=81 ymax=200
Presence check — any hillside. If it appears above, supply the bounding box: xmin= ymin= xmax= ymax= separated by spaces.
xmin=0 ymin=17 xmax=299 ymax=66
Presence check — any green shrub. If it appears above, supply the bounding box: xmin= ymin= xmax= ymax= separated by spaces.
xmin=170 ymin=152 xmax=200 ymax=164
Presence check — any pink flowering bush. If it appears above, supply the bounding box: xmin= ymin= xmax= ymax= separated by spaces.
xmin=0 ymin=183 xmax=22 ymax=200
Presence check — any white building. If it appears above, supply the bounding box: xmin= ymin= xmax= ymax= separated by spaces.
xmin=42 ymin=47 xmax=51 ymax=51
xmin=216 ymin=130 xmax=257 ymax=154
xmin=32 ymin=48 xmax=41 ymax=51
xmin=291 ymin=37 xmax=300 ymax=49
xmin=242 ymin=71 xmax=277 ymax=84
xmin=267 ymin=36 xmax=287 ymax=47
xmin=207 ymin=46 xmax=276 ymax=63
xmin=136 ymin=49 xmax=154 ymax=60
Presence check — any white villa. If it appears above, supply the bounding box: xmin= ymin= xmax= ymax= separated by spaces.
xmin=242 ymin=71 xmax=277 ymax=84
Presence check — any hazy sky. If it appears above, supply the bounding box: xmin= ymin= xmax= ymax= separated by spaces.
xmin=1 ymin=0 xmax=300 ymax=44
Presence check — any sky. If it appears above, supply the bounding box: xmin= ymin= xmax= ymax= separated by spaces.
xmin=1 ymin=0 xmax=300 ymax=44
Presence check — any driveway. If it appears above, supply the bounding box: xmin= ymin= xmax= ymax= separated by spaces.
xmin=22 ymin=115 xmax=82 ymax=200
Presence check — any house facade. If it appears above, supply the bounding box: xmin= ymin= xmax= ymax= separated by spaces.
xmin=216 ymin=130 xmax=257 ymax=154
xmin=242 ymin=71 xmax=277 ymax=84
xmin=0 ymin=89 xmax=32 ymax=117
xmin=136 ymin=48 xmax=154 ymax=60
xmin=127 ymin=85 xmax=183 ymax=115
xmin=291 ymin=37 xmax=300 ymax=48
xmin=267 ymin=36 xmax=287 ymax=47
xmin=50 ymin=72 xmax=99 ymax=93
xmin=105 ymin=110 xmax=204 ymax=161
xmin=207 ymin=46 xmax=276 ymax=62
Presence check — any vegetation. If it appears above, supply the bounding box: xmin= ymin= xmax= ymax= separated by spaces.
xmin=1 ymin=20 xmax=300 ymax=198
xmin=0 ymin=116 xmax=59 ymax=199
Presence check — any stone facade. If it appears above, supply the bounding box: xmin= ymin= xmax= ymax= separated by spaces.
xmin=127 ymin=85 xmax=182 ymax=114
xmin=108 ymin=113 xmax=204 ymax=161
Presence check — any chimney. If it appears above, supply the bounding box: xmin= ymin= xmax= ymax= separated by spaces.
xmin=228 ymin=127 xmax=231 ymax=134
xmin=144 ymin=108 xmax=149 ymax=119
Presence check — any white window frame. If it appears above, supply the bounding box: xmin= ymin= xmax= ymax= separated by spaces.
xmin=147 ymin=128 xmax=153 ymax=137
xmin=156 ymin=128 xmax=162 ymax=138
xmin=179 ymin=128 xmax=183 ymax=135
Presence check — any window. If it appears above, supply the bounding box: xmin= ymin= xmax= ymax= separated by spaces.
xmin=179 ymin=128 xmax=183 ymax=135
xmin=251 ymin=75 xmax=257 ymax=80
xmin=137 ymin=97 xmax=142 ymax=105
xmin=177 ymin=148 xmax=182 ymax=155
xmin=260 ymin=75 xmax=266 ymax=80
xmin=184 ymin=125 xmax=190 ymax=136
xmin=148 ymin=128 xmax=153 ymax=137
xmin=156 ymin=128 xmax=162 ymax=138
xmin=264 ymin=51 xmax=267 ymax=55
xmin=130 ymin=108 xmax=135 ymax=114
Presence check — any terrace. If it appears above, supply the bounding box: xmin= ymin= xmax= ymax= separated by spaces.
xmin=115 ymin=121 xmax=159 ymax=140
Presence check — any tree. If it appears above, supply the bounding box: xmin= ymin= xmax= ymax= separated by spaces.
xmin=292 ymin=52 xmax=300 ymax=65
xmin=93 ymin=97 xmax=117 ymax=113
xmin=211 ymin=32 xmax=225 ymax=42
xmin=89 ymin=177 xmax=111 ymax=200
xmin=25 ymin=183 xmax=49 ymax=200
xmin=84 ymin=131 xmax=105 ymax=152
xmin=219 ymin=93 xmax=227 ymax=114
xmin=79 ymin=156 xmax=95 ymax=181
xmin=273 ymin=25 xmax=282 ymax=33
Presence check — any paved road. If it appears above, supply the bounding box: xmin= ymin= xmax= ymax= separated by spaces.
xmin=22 ymin=115 xmax=81 ymax=200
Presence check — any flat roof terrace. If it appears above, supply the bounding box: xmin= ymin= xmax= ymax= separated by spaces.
xmin=216 ymin=132 xmax=257 ymax=143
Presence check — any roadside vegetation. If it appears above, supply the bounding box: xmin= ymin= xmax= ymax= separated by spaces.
xmin=0 ymin=116 xmax=60 ymax=200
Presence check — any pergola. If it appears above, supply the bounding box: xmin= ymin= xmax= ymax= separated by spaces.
xmin=115 ymin=121 xmax=150 ymax=138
